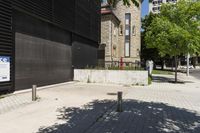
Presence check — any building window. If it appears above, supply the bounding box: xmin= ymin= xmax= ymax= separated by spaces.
xmin=158 ymin=0 xmax=163 ymax=4
xmin=153 ymin=7 xmax=156 ymax=11
xmin=125 ymin=42 xmax=130 ymax=57
xmin=132 ymin=25 xmax=136 ymax=36
xmin=101 ymin=0 xmax=107 ymax=4
xmin=119 ymin=25 xmax=123 ymax=35
xmin=125 ymin=29 xmax=130 ymax=36
xmin=125 ymin=13 xmax=131 ymax=57
xmin=153 ymin=1 xmax=157 ymax=5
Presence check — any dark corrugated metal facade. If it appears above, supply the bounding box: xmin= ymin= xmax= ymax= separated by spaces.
xmin=0 ymin=0 xmax=100 ymax=92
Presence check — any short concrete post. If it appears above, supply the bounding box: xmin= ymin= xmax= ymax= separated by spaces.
xmin=32 ymin=85 xmax=37 ymax=101
xmin=117 ymin=91 xmax=123 ymax=112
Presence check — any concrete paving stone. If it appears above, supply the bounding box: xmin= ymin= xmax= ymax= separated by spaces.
xmin=0 ymin=73 xmax=200 ymax=132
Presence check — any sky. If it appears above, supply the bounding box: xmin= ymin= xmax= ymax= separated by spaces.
xmin=141 ymin=0 xmax=149 ymax=18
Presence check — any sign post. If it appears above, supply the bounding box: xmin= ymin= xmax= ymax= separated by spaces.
xmin=0 ymin=56 xmax=10 ymax=82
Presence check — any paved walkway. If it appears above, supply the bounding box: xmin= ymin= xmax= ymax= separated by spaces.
xmin=0 ymin=73 xmax=200 ymax=133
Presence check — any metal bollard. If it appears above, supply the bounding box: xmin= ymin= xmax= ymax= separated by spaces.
xmin=117 ymin=91 xmax=123 ymax=112
xmin=32 ymin=85 xmax=37 ymax=101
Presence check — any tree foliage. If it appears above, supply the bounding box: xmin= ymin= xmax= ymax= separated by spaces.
xmin=145 ymin=0 xmax=200 ymax=57
xmin=144 ymin=0 xmax=200 ymax=82
xmin=141 ymin=13 xmax=162 ymax=63
xmin=107 ymin=0 xmax=140 ymax=7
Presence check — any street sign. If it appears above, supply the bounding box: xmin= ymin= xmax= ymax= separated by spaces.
xmin=0 ymin=56 xmax=10 ymax=82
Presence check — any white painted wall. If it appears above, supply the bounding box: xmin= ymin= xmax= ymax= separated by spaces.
xmin=74 ymin=69 xmax=148 ymax=86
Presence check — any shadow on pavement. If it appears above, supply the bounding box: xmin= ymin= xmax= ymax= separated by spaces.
xmin=153 ymin=76 xmax=175 ymax=83
xmin=38 ymin=99 xmax=200 ymax=133
xmin=153 ymin=76 xmax=194 ymax=84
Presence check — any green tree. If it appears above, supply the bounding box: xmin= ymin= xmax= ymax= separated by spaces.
xmin=142 ymin=13 xmax=171 ymax=70
xmin=145 ymin=0 xmax=200 ymax=82
xmin=107 ymin=0 xmax=140 ymax=7
xmin=141 ymin=13 xmax=162 ymax=67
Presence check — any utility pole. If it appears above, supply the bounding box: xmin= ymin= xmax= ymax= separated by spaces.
xmin=186 ymin=53 xmax=190 ymax=76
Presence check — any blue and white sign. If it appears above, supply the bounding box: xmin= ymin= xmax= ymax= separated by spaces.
xmin=0 ymin=56 xmax=10 ymax=82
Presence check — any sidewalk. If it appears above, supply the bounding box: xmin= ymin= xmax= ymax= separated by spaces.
xmin=0 ymin=73 xmax=200 ymax=133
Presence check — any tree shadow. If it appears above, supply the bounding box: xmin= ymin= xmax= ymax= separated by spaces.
xmin=37 ymin=99 xmax=200 ymax=133
xmin=152 ymin=76 xmax=175 ymax=83
xmin=152 ymin=76 xmax=194 ymax=84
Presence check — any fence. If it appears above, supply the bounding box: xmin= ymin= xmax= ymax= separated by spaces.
xmin=101 ymin=61 xmax=144 ymax=70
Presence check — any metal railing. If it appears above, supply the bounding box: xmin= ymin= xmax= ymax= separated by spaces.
xmin=102 ymin=61 xmax=144 ymax=70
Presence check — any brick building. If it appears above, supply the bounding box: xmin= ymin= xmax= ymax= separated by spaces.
xmin=101 ymin=0 xmax=141 ymax=67
xmin=149 ymin=0 xmax=177 ymax=14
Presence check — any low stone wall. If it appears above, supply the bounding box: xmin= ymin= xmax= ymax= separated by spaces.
xmin=74 ymin=69 xmax=148 ymax=86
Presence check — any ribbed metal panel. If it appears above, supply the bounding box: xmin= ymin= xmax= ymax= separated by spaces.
xmin=12 ymin=0 xmax=53 ymax=21
xmin=14 ymin=10 xmax=72 ymax=90
xmin=0 ymin=0 xmax=13 ymax=92
xmin=54 ymin=0 xmax=75 ymax=32
xmin=0 ymin=0 xmax=100 ymax=92
xmin=75 ymin=0 xmax=90 ymax=37
xmin=72 ymin=34 xmax=98 ymax=69
xmin=0 ymin=0 xmax=12 ymax=55
xmin=11 ymin=0 xmax=100 ymax=42
xmin=75 ymin=0 xmax=100 ymax=42
xmin=90 ymin=0 xmax=101 ymax=42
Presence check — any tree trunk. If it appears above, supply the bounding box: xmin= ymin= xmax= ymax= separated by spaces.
xmin=175 ymin=56 xmax=178 ymax=83
xmin=161 ymin=60 xmax=164 ymax=70
xmin=192 ymin=56 xmax=197 ymax=68
xmin=186 ymin=53 xmax=190 ymax=76
xmin=171 ymin=57 xmax=174 ymax=71
xmin=178 ymin=58 xmax=181 ymax=66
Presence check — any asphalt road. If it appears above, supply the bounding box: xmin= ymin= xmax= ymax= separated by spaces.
xmin=190 ymin=69 xmax=200 ymax=80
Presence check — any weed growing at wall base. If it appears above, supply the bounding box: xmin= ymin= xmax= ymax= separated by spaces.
xmin=148 ymin=76 xmax=152 ymax=85
xmin=0 ymin=95 xmax=5 ymax=99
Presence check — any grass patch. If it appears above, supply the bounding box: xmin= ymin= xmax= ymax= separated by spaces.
xmin=0 ymin=95 xmax=5 ymax=99
xmin=148 ymin=76 xmax=152 ymax=85
xmin=152 ymin=70 xmax=173 ymax=75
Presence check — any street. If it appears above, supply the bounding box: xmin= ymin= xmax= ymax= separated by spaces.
xmin=190 ymin=69 xmax=200 ymax=80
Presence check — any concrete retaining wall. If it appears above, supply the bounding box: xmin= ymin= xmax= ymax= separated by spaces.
xmin=74 ymin=69 xmax=148 ymax=86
